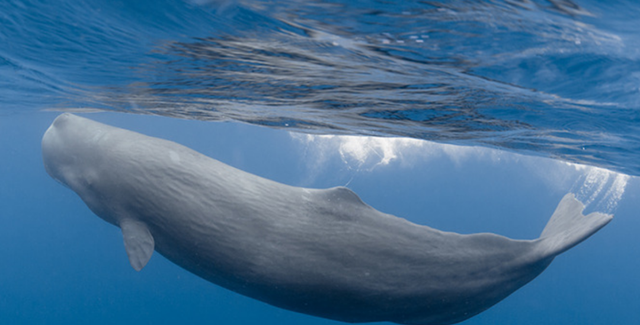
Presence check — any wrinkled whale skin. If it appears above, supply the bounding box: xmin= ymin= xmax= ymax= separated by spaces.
xmin=42 ymin=113 xmax=612 ymax=325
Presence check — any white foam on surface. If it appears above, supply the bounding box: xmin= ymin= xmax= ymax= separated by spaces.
xmin=292 ymin=132 xmax=630 ymax=213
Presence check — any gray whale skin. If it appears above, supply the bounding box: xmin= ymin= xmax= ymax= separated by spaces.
xmin=42 ymin=113 xmax=612 ymax=325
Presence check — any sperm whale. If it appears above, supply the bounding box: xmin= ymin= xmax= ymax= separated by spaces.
xmin=41 ymin=113 xmax=612 ymax=325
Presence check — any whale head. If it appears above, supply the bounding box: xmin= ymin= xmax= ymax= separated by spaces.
xmin=43 ymin=113 xmax=157 ymax=270
xmin=42 ymin=113 xmax=120 ymax=224
xmin=43 ymin=113 xmax=95 ymax=188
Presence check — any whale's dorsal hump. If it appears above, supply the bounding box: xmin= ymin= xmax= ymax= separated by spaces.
xmin=120 ymin=219 xmax=155 ymax=271
xmin=324 ymin=186 xmax=367 ymax=206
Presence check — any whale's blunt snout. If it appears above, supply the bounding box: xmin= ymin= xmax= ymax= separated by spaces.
xmin=43 ymin=113 xmax=75 ymax=147
xmin=48 ymin=113 xmax=77 ymax=131
xmin=42 ymin=113 xmax=82 ymax=188
xmin=42 ymin=117 xmax=63 ymax=185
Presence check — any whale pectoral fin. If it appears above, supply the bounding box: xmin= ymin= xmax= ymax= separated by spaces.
xmin=120 ymin=219 xmax=155 ymax=271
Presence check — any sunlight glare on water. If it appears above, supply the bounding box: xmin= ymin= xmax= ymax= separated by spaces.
xmin=293 ymin=132 xmax=631 ymax=215
xmin=571 ymin=166 xmax=630 ymax=214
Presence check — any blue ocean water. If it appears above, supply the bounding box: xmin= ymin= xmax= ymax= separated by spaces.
xmin=1 ymin=0 xmax=639 ymax=324
xmin=2 ymin=0 xmax=640 ymax=175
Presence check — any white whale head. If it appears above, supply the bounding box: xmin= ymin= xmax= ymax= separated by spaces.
xmin=42 ymin=113 xmax=121 ymax=224
xmin=43 ymin=113 xmax=158 ymax=270
xmin=43 ymin=114 xmax=98 ymax=188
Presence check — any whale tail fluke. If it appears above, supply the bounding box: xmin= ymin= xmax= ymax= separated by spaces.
xmin=537 ymin=193 xmax=612 ymax=258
